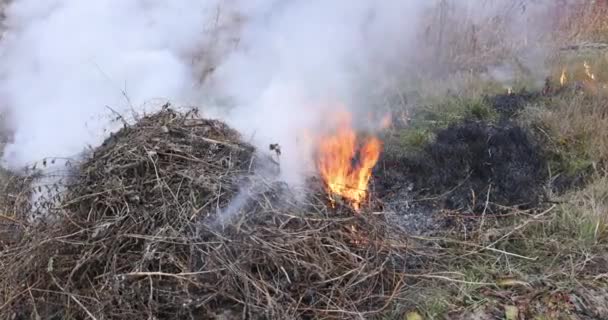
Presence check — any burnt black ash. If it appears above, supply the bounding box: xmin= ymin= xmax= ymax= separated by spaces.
xmin=485 ymin=90 xmax=540 ymax=118
xmin=379 ymin=120 xmax=548 ymax=215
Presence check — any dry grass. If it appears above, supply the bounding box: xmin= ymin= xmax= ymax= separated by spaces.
xmin=559 ymin=1 xmax=608 ymax=43
xmin=552 ymin=174 xmax=608 ymax=244
xmin=529 ymin=93 xmax=608 ymax=167
xmin=0 ymin=107 xmax=431 ymax=319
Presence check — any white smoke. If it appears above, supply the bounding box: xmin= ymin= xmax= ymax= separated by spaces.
xmin=0 ymin=0 xmax=433 ymax=186
xmin=202 ymin=0 xmax=430 ymax=184
xmin=0 ymin=0 xmax=565 ymax=186
xmin=0 ymin=0 xmax=224 ymax=169
xmin=448 ymin=0 xmax=565 ymax=87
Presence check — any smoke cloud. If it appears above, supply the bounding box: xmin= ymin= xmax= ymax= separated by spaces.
xmin=202 ymin=0 xmax=431 ymax=184
xmin=0 ymin=0 xmax=224 ymax=169
xmin=0 ymin=0 xmax=564 ymax=186
xmin=0 ymin=0 xmax=432 ymax=185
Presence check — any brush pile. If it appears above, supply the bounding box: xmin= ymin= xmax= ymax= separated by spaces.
xmin=0 ymin=106 xmax=415 ymax=320
xmin=0 ymin=168 xmax=35 ymax=247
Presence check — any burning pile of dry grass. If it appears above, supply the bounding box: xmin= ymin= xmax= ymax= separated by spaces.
xmin=0 ymin=106 xmax=415 ymax=319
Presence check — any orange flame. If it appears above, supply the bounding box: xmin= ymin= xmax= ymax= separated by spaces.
xmin=560 ymin=68 xmax=568 ymax=86
xmin=316 ymin=110 xmax=382 ymax=211
xmin=584 ymin=61 xmax=596 ymax=80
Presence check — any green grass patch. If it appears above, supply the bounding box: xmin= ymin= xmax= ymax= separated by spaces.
xmin=383 ymin=94 xmax=499 ymax=159
xmin=416 ymin=95 xmax=497 ymax=128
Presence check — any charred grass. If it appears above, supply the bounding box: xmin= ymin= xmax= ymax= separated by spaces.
xmin=379 ymin=74 xmax=608 ymax=318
